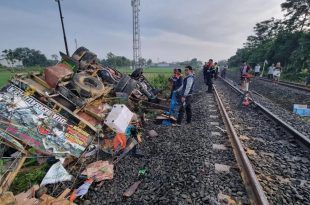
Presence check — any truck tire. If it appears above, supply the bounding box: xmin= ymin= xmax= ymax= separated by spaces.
xmin=72 ymin=47 xmax=89 ymax=61
xmin=115 ymin=76 xmax=137 ymax=94
xmin=130 ymin=68 xmax=143 ymax=79
xmin=72 ymin=73 xmax=105 ymax=98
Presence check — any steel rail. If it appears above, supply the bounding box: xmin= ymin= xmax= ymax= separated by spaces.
xmin=259 ymin=77 xmax=310 ymax=92
xmin=213 ymin=85 xmax=269 ymax=205
xmin=220 ymin=77 xmax=310 ymax=147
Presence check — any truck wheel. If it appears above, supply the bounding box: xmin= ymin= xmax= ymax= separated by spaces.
xmin=72 ymin=47 xmax=89 ymax=61
xmin=130 ymin=68 xmax=143 ymax=79
xmin=72 ymin=73 xmax=104 ymax=98
xmin=115 ymin=76 xmax=137 ymax=94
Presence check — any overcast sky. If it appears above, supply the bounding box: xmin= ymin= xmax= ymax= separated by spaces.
xmin=0 ymin=0 xmax=283 ymax=62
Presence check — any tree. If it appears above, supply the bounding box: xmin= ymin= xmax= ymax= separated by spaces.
xmin=103 ymin=52 xmax=131 ymax=67
xmin=138 ymin=57 xmax=146 ymax=67
xmin=281 ymin=0 xmax=310 ymax=31
xmin=146 ymin=59 xmax=152 ymax=66
xmin=9 ymin=47 xmax=49 ymax=67
xmin=51 ymin=54 xmax=59 ymax=61
xmin=1 ymin=49 xmax=16 ymax=67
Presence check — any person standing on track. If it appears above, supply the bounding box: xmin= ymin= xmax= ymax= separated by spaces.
xmin=214 ymin=62 xmax=219 ymax=80
xmin=203 ymin=59 xmax=215 ymax=93
xmin=267 ymin=63 xmax=275 ymax=79
xmin=254 ymin=64 xmax=261 ymax=76
xmin=240 ymin=61 xmax=251 ymax=89
xmin=273 ymin=62 xmax=282 ymax=83
xmin=221 ymin=65 xmax=227 ymax=78
xmin=176 ymin=65 xmax=195 ymax=125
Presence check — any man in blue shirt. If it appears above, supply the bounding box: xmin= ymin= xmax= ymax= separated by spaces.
xmin=175 ymin=65 xmax=195 ymax=125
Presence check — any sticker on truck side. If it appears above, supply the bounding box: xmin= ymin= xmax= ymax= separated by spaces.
xmin=0 ymin=84 xmax=90 ymax=157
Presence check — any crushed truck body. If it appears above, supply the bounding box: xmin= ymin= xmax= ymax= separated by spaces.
xmin=0 ymin=47 xmax=165 ymax=201
xmin=0 ymin=46 xmax=159 ymax=158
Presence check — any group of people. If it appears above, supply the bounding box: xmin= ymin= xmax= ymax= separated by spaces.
xmin=169 ymin=66 xmax=195 ymax=125
xmin=168 ymin=59 xmax=222 ymax=125
xmin=267 ymin=62 xmax=282 ymax=82
xmin=202 ymin=59 xmax=220 ymax=93
xmin=241 ymin=61 xmax=283 ymax=83
xmin=167 ymin=60 xmax=310 ymax=126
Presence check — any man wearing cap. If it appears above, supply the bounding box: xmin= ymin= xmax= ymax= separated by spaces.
xmin=175 ymin=65 xmax=195 ymax=125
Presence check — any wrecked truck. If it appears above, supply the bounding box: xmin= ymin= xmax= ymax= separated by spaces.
xmin=0 ymin=47 xmax=161 ymax=159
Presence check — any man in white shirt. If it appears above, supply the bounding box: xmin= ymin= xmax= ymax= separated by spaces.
xmin=267 ymin=64 xmax=275 ymax=79
xmin=254 ymin=64 xmax=261 ymax=76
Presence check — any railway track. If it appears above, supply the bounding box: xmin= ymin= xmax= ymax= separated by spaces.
xmin=259 ymin=77 xmax=310 ymax=92
xmin=213 ymin=78 xmax=310 ymax=204
xmin=227 ymin=72 xmax=310 ymax=112
xmin=220 ymin=77 xmax=310 ymax=146
xmin=86 ymin=75 xmax=252 ymax=204
xmin=213 ymin=85 xmax=268 ymax=204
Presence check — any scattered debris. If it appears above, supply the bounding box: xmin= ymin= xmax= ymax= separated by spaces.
xmin=0 ymin=46 xmax=169 ymax=202
xmin=104 ymin=104 xmax=134 ymax=133
xmin=40 ymin=161 xmax=73 ymax=186
xmin=70 ymin=178 xmax=94 ymax=202
xmin=81 ymin=160 xmax=114 ymax=181
xmin=123 ymin=180 xmax=142 ymax=197
xmin=147 ymin=130 xmax=158 ymax=138
xmin=215 ymin=126 xmax=226 ymax=133
xmin=0 ymin=191 xmax=15 ymax=205
xmin=293 ymin=104 xmax=310 ymax=117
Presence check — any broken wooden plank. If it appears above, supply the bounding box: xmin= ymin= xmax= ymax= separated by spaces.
xmin=0 ymin=155 xmax=27 ymax=192
xmin=56 ymin=188 xmax=71 ymax=200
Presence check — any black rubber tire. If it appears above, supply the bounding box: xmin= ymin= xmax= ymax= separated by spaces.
xmin=72 ymin=73 xmax=105 ymax=98
xmin=98 ymin=69 xmax=117 ymax=84
xmin=115 ymin=76 xmax=137 ymax=94
xmin=130 ymin=68 xmax=143 ymax=79
xmin=80 ymin=51 xmax=97 ymax=64
xmin=72 ymin=47 xmax=89 ymax=60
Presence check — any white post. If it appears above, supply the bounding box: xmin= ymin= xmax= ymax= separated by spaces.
xmin=260 ymin=60 xmax=267 ymax=77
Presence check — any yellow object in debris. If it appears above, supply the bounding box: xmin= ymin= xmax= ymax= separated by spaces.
xmin=24 ymin=87 xmax=35 ymax=96
xmin=137 ymin=133 xmax=142 ymax=143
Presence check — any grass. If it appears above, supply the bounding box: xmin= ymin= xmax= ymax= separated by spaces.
xmin=10 ymin=162 xmax=49 ymax=194
xmin=0 ymin=66 xmax=44 ymax=87
xmin=117 ymin=66 xmax=173 ymax=90
xmin=0 ymin=66 xmax=174 ymax=90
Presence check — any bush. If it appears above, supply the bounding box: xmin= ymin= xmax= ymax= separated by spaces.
xmin=147 ymin=74 xmax=170 ymax=90
xmin=10 ymin=163 xmax=49 ymax=194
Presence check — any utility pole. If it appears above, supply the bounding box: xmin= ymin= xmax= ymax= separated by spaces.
xmin=55 ymin=0 xmax=69 ymax=56
xmin=74 ymin=38 xmax=78 ymax=50
xmin=131 ymin=0 xmax=141 ymax=70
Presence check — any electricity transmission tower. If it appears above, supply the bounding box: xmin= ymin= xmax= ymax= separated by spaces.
xmin=131 ymin=0 xmax=141 ymax=70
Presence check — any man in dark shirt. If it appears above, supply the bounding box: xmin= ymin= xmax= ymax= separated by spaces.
xmin=203 ymin=59 xmax=215 ymax=93
xmin=175 ymin=65 xmax=195 ymax=125
xmin=169 ymin=68 xmax=183 ymax=99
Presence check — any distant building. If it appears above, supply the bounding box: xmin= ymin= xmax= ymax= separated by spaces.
xmin=0 ymin=59 xmax=23 ymax=68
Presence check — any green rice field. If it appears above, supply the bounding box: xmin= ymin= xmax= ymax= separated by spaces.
xmin=0 ymin=66 xmax=174 ymax=88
